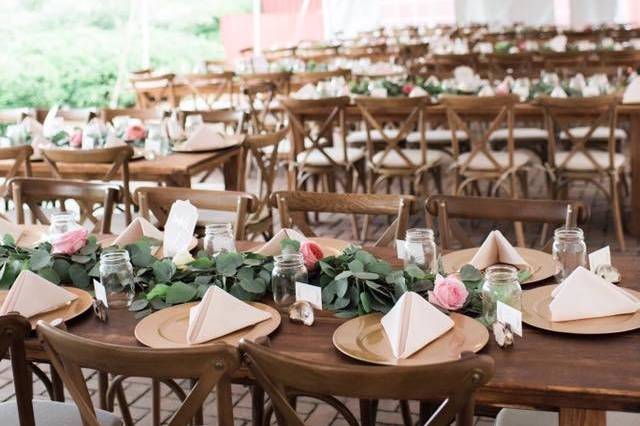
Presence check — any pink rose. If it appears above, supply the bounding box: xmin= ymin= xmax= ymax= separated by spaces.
xmin=401 ymin=84 xmax=414 ymax=95
xmin=300 ymin=241 xmax=323 ymax=270
xmin=52 ymin=228 xmax=89 ymax=255
xmin=124 ymin=124 xmax=146 ymax=141
xmin=428 ymin=274 xmax=469 ymax=311
xmin=70 ymin=129 xmax=82 ymax=148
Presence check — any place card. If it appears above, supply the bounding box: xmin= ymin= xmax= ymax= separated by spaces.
xmin=93 ymin=279 xmax=108 ymax=308
xmin=295 ymin=282 xmax=322 ymax=310
xmin=395 ymin=239 xmax=405 ymax=260
xmin=589 ymin=246 xmax=611 ymax=272
xmin=497 ymin=301 xmax=522 ymax=337
xmin=405 ymin=241 xmax=425 ymax=265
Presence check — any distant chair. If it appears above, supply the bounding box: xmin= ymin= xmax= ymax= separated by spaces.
xmin=0 ymin=108 xmax=32 ymax=124
xmin=183 ymin=71 xmax=235 ymax=110
xmin=0 ymin=146 xmax=33 ymax=196
xmin=130 ymin=72 xmax=178 ymax=109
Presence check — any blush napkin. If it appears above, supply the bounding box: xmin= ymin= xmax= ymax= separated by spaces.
xmin=469 ymin=230 xmax=529 ymax=270
xmin=113 ymin=217 xmax=164 ymax=248
xmin=0 ymin=270 xmax=77 ymax=318
xmin=254 ymin=228 xmax=307 ymax=257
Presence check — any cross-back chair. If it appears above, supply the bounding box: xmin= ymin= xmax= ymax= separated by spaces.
xmin=486 ymin=52 xmax=535 ymax=79
xmin=442 ymin=94 xmax=530 ymax=198
xmin=537 ymin=95 xmax=627 ymax=250
xmin=129 ymin=72 xmax=178 ymax=109
xmin=242 ymin=81 xmax=281 ymax=134
xmin=9 ymin=177 xmax=122 ymax=233
xmin=37 ymin=321 xmax=240 ymax=426
xmin=426 ymin=195 xmax=589 ymax=251
xmin=355 ymin=96 xmax=443 ymax=198
xmin=0 ymin=145 xmax=33 ymax=196
xmin=183 ymin=71 xmax=235 ymax=110
xmin=135 ymin=186 xmax=257 ymax=240
xmin=271 ymin=190 xmax=415 ymax=245
xmin=239 ymin=339 xmax=494 ymax=426
xmin=40 ymin=146 xmax=134 ymax=224
xmin=290 ymin=69 xmax=351 ymax=91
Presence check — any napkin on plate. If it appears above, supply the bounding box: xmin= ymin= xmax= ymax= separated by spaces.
xmin=182 ymin=125 xmax=238 ymax=151
xmin=186 ymin=286 xmax=271 ymax=344
xmin=0 ymin=217 xmax=23 ymax=243
xmin=293 ymin=83 xmax=318 ymax=99
xmin=163 ymin=200 xmax=198 ymax=258
xmin=381 ymin=291 xmax=454 ymax=359
xmin=469 ymin=230 xmax=529 ymax=271
xmin=113 ymin=217 xmax=164 ymax=248
xmin=550 ymin=85 xmax=568 ymax=98
xmin=549 ymin=266 xmax=640 ymax=322
xmin=0 ymin=270 xmax=77 ymax=318
xmin=408 ymin=86 xmax=428 ymax=98
xmin=254 ymin=228 xmax=307 ymax=257
xmin=623 ymin=77 xmax=640 ymax=104
xmin=104 ymin=134 xmax=126 ymax=148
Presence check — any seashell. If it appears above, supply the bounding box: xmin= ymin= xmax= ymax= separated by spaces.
xmin=594 ymin=264 xmax=621 ymax=284
xmin=492 ymin=321 xmax=514 ymax=349
xmin=289 ymin=300 xmax=314 ymax=326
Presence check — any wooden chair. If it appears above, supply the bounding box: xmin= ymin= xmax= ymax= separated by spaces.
xmin=354 ymin=96 xmax=443 ymax=198
xmin=432 ymin=53 xmax=478 ymax=75
xmin=281 ymin=96 xmax=364 ymax=193
xmin=0 ymin=145 xmax=33 ymax=196
xmin=0 ymin=108 xmax=32 ymax=124
xmin=441 ymin=94 xmax=530 ymax=198
xmin=40 ymin=146 xmax=134 ymax=224
xmin=241 ymin=80 xmax=285 ymax=134
xmin=271 ymin=190 xmax=415 ymax=245
xmin=100 ymin=108 xmax=166 ymax=125
xmin=8 ymin=177 xmax=122 ymax=233
xmin=486 ymin=52 xmax=535 ymax=79
xmin=426 ymin=195 xmax=589 ymax=251
xmin=537 ymin=95 xmax=627 ymax=250
xmin=129 ymin=72 xmax=177 ymax=109
xmin=598 ymin=49 xmax=640 ymax=69
xmin=37 ymin=321 xmax=240 ymax=426
xmin=135 ymin=186 xmax=257 ymax=240
xmin=183 ymin=72 xmax=235 ymax=110
xmin=239 ymin=338 xmax=494 ymax=426
xmin=290 ymin=69 xmax=351 ymax=91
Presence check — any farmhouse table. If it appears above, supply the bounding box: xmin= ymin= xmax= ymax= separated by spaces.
xmin=15 ymin=241 xmax=640 ymax=426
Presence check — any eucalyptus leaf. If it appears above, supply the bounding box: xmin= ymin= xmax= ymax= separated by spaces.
xmin=334 ymin=270 xmax=353 ymax=280
xmin=29 ymin=248 xmax=51 ymax=271
xmin=68 ymin=264 xmax=91 ymax=288
xmin=152 ymin=260 xmax=176 ymax=283
xmin=280 ymin=239 xmax=300 ymax=253
xmin=318 ymin=261 xmax=335 ymax=277
xmin=189 ymin=257 xmax=214 ymax=270
xmin=239 ymin=277 xmax=267 ymax=294
xmin=405 ymin=264 xmax=427 ymax=279
xmin=70 ymin=254 xmax=92 ymax=264
xmin=165 ymin=282 xmax=197 ymax=304
xmin=129 ymin=299 xmax=149 ymax=312
xmin=127 ymin=242 xmax=154 ymax=268
xmin=335 ymin=278 xmax=348 ymax=298
xmin=353 ymin=272 xmax=379 ymax=280
xmin=146 ymin=283 xmax=170 ymax=300
xmin=37 ymin=267 xmax=60 ymax=285
xmin=216 ymin=252 xmax=244 ymax=276
xmin=2 ymin=234 xmax=15 ymax=246
xmin=359 ymin=291 xmax=371 ymax=313
xmin=52 ymin=258 xmax=71 ymax=282
xmin=347 ymin=259 xmax=364 ymax=273
xmin=460 ymin=264 xmax=483 ymax=282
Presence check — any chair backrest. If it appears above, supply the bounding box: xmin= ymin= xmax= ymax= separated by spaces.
xmin=271 ymin=190 xmax=415 ymax=247
xmin=290 ymin=69 xmax=351 ymax=90
xmin=240 ymin=339 xmax=494 ymax=426
xmin=537 ymin=95 xmax=619 ymax=173
xmin=0 ymin=145 xmax=33 ymax=184
xmin=129 ymin=72 xmax=177 ymax=109
xmin=441 ymin=94 xmax=518 ymax=175
xmin=354 ymin=96 xmax=430 ymax=171
xmin=181 ymin=109 xmax=247 ymax=135
xmin=241 ymin=76 xmax=289 ymax=133
xmin=135 ymin=186 xmax=257 ymax=240
xmin=40 ymin=146 xmax=133 ymax=223
xmin=426 ymin=195 xmax=590 ymax=250
xmin=37 ymin=321 xmax=240 ymax=426
xmin=598 ymin=49 xmax=640 ymax=68
xmin=0 ymin=314 xmax=35 ymax=426
xmin=8 ymin=177 xmax=122 ymax=234
xmin=35 ymin=109 xmax=96 ymax=126
xmin=0 ymin=108 xmax=32 ymax=124
xmin=540 ymin=51 xmax=586 ymax=77
xmin=100 ymin=108 xmax=167 ymax=125
xmin=432 ymin=53 xmax=478 ymax=74
xmin=182 ymin=72 xmax=235 ymax=110
xmin=486 ymin=52 xmax=534 ymax=79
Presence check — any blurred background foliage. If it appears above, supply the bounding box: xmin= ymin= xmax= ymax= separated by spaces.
xmin=0 ymin=0 xmax=251 ymax=108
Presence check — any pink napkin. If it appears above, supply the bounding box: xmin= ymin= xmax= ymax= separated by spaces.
xmin=469 ymin=230 xmax=529 ymax=270
xmin=254 ymin=228 xmax=307 ymax=257
xmin=182 ymin=126 xmax=240 ymax=150
xmin=186 ymin=286 xmax=271 ymax=344
xmin=549 ymin=266 xmax=640 ymax=322
xmin=113 ymin=217 xmax=163 ymax=247
xmin=0 ymin=270 xmax=77 ymax=318
xmin=0 ymin=217 xmax=23 ymax=243
xmin=381 ymin=292 xmax=454 ymax=359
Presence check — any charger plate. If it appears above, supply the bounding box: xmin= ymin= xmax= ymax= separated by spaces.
xmin=441 ymin=247 xmax=555 ymax=284
xmin=171 ymin=135 xmax=243 ymax=153
xmin=522 ymin=284 xmax=640 ymax=334
xmin=0 ymin=287 xmax=93 ymax=329
xmin=332 ymin=313 xmax=488 ymax=366
xmin=135 ymin=301 xmax=280 ymax=348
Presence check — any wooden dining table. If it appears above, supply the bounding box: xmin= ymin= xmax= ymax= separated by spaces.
xmin=16 ymin=241 xmax=640 ymax=426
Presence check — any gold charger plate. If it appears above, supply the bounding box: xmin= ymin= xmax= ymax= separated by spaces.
xmin=332 ymin=313 xmax=489 ymax=366
xmin=134 ymin=301 xmax=281 ymax=349
xmin=441 ymin=247 xmax=554 ymax=284
xmin=523 ymin=284 xmax=640 ymax=335
xmin=171 ymin=135 xmax=243 ymax=153
xmin=0 ymin=287 xmax=93 ymax=329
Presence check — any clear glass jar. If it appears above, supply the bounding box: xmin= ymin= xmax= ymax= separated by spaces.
xmin=203 ymin=223 xmax=236 ymax=256
xmin=552 ymin=227 xmax=587 ymax=281
xmin=144 ymin=123 xmax=165 ymax=158
xmin=272 ymin=253 xmax=307 ymax=307
xmin=99 ymin=249 xmax=135 ymax=309
xmin=481 ymin=265 xmax=522 ymax=325
xmin=49 ymin=212 xmax=80 ymax=242
xmin=403 ymin=228 xmax=437 ymax=273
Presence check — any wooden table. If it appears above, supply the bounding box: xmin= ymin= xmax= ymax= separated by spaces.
xmin=21 ymin=243 xmax=639 ymax=426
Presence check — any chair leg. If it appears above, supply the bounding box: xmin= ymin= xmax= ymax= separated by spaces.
xmin=400 ymin=401 xmax=413 ymax=426
xmin=611 ymin=174 xmax=626 ymax=251
xmin=251 ymin=385 xmax=265 ymax=426
xmin=359 ymin=399 xmax=378 ymax=426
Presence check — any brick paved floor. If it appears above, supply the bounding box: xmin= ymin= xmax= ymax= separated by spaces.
xmin=1 ymin=163 xmax=637 ymax=425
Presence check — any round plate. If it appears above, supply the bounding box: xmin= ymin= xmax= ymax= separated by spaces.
xmin=332 ymin=313 xmax=489 ymax=366
xmin=0 ymin=287 xmax=93 ymax=329
xmin=134 ymin=301 xmax=281 ymax=348
xmin=441 ymin=247 xmax=555 ymax=284
xmin=171 ymin=135 xmax=243 ymax=153
xmin=16 ymin=224 xmax=49 ymax=248
xmin=523 ymin=284 xmax=640 ymax=335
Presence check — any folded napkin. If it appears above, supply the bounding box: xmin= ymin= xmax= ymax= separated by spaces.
xmin=549 ymin=266 xmax=640 ymax=322
xmin=254 ymin=228 xmax=307 ymax=257
xmin=182 ymin=125 xmax=236 ymax=151
xmin=550 ymin=85 xmax=568 ymax=98
xmin=0 ymin=217 xmax=23 ymax=243
xmin=293 ymin=83 xmax=318 ymax=99
xmin=187 ymin=285 xmax=271 ymax=344
xmin=381 ymin=292 xmax=454 ymax=359
xmin=163 ymin=200 xmax=198 ymax=258
xmin=103 ymin=134 xmax=126 ymax=148
xmin=0 ymin=270 xmax=77 ymax=318
xmin=623 ymin=77 xmax=640 ymax=104
xmin=478 ymin=85 xmax=495 ymax=97
xmin=166 ymin=112 xmax=185 ymax=141
xmin=469 ymin=230 xmax=529 ymax=271
xmin=408 ymin=86 xmax=428 ymax=98
xmin=113 ymin=217 xmax=164 ymax=248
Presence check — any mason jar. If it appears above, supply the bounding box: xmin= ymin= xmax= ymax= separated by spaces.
xmin=144 ymin=123 xmax=165 ymax=157
xmin=99 ymin=249 xmax=135 ymax=309
xmin=49 ymin=212 xmax=80 ymax=242
xmin=203 ymin=223 xmax=236 ymax=256
xmin=272 ymin=253 xmax=307 ymax=307
xmin=481 ymin=265 xmax=522 ymax=325
xmin=552 ymin=227 xmax=587 ymax=281
xmin=403 ymin=228 xmax=437 ymax=274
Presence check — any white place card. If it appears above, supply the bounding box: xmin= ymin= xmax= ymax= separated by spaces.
xmin=295 ymin=282 xmax=322 ymax=310
xmin=497 ymin=301 xmax=522 ymax=337
xmin=589 ymin=246 xmax=611 ymax=272
xmin=395 ymin=239 xmax=405 ymax=260
xmin=405 ymin=241 xmax=426 ymax=265
xmin=93 ymin=279 xmax=108 ymax=308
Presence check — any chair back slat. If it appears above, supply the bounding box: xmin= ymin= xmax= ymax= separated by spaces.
xmin=0 ymin=146 xmax=33 ymax=186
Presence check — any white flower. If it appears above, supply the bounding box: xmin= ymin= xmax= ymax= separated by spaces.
xmin=172 ymin=251 xmax=194 ymax=270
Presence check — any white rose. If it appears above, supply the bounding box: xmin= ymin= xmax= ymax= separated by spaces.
xmin=172 ymin=251 xmax=195 ymax=270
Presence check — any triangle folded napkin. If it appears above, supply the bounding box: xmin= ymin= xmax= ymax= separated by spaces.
xmin=254 ymin=228 xmax=307 ymax=257
xmin=183 ymin=126 xmax=239 ymax=150
xmin=0 ymin=270 xmax=77 ymax=318
xmin=186 ymin=286 xmax=271 ymax=344
xmin=163 ymin=200 xmax=198 ymax=258
xmin=0 ymin=217 xmax=23 ymax=243
xmin=549 ymin=266 xmax=640 ymax=322
xmin=113 ymin=217 xmax=164 ymax=248
xmin=469 ymin=230 xmax=529 ymax=271
xmin=623 ymin=77 xmax=640 ymax=104
xmin=381 ymin=292 xmax=454 ymax=359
